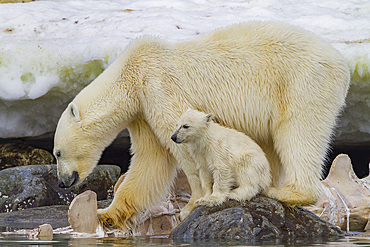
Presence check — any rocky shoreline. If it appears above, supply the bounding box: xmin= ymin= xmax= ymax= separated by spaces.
xmin=0 ymin=141 xmax=370 ymax=239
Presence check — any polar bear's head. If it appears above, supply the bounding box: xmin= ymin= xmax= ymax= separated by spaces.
xmin=53 ymin=101 xmax=127 ymax=188
xmin=53 ymin=103 xmax=102 ymax=188
xmin=171 ymin=109 xmax=213 ymax=144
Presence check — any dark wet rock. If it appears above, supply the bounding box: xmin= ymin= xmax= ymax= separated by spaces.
xmin=0 ymin=205 xmax=69 ymax=229
xmin=0 ymin=199 xmax=112 ymax=229
xmin=0 ymin=143 xmax=55 ymax=171
xmin=170 ymin=196 xmax=343 ymax=241
xmin=0 ymin=164 xmax=120 ymax=213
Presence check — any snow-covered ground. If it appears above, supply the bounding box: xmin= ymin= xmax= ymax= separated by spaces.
xmin=0 ymin=0 xmax=369 ymax=144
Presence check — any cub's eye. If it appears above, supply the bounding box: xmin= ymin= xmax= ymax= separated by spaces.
xmin=55 ymin=151 xmax=61 ymax=158
xmin=182 ymin=124 xmax=190 ymax=129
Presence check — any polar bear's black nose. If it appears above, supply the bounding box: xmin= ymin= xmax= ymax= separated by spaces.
xmin=58 ymin=171 xmax=79 ymax=188
xmin=58 ymin=180 xmax=66 ymax=188
xmin=171 ymin=133 xmax=177 ymax=142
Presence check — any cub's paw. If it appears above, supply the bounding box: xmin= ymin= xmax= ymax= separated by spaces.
xmin=195 ymin=196 xmax=211 ymax=206
xmin=179 ymin=202 xmax=196 ymax=221
xmin=228 ymin=192 xmax=243 ymax=202
xmin=228 ymin=188 xmax=254 ymax=202
xmin=207 ymin=197 xmax=225 ymax=206
xmin=179 ymin=209 xmax=190 ymax=222
xmin=199 ymin=194 xmax=226 ymax=206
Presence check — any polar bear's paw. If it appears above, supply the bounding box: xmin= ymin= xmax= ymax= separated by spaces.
xmin=97 ymin=207 xmax=135 ymax=232
xmin=97 ymin=208 xmax=116 ymax=230
xmin=264 ymin=186 xmax=320 ymax=206
xmin=228 ymin=187 xmax=255 ymax=202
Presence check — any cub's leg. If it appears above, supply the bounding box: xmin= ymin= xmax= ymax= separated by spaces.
xmin=229 ymin=154 xmax=271 ymax=201
xmin=197 ymin=166 xmax=213 ymax=199
xmin=198 ymin=161 xmax=231 ymax=206
xmin=171 ymin=148 xmax=204 ymax=221
xmin=195 ymin=159 xmax=214 ymax=205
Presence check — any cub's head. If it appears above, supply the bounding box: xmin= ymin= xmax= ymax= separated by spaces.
xmin=53 ymin=102 xmax=111 ymax=188
xmin=171 ymin=109 xmax=213 ymax=144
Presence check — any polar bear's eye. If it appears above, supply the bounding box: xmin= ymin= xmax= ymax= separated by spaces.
xmin=56 ymin=151 xmax=61 ymax=158
xmin=182 ymin=124 xmax=190 ymax=129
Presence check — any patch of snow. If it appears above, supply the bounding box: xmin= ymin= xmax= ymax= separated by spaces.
xmin=0 ymin=0 xmax=369 ymax=141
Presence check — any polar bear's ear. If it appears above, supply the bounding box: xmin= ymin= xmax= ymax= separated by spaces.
xmin=205 ymin=113 xmax=213 ymax=123
xmin=68 ymin=103 xmax=80 ymax=122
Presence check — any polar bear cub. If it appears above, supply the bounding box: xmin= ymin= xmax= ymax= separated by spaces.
xmin=172 ymin=109 xmax=271 ymax=206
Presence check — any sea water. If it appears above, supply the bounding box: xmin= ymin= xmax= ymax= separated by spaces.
xmin=1 ymin=227 xmax=370 ymax=247
xmin=0 ymin=233 xmax=370 ymax=247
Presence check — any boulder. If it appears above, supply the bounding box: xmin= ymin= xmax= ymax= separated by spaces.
xmin=68 ymin=190 xmax=98 ymax=234
xmin=28 ymin=224 xmax=53 ymax=240
xmin=0 ymin=205 xmax=69 ymax=229
xmin=0 ymin=143 xmax=55 ymax=171
xmin=0 ymin=164 xmax=120 ymax=213
xmin=170 ymin=196 xmax=343 ymax=242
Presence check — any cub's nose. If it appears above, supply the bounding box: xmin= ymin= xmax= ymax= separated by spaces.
xmin=171 ymin=133 xmax=177 ymax=142
xmin=58 ymin=171 xmax=79 ymax=188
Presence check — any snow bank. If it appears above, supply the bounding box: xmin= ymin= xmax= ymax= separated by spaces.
xmin=0 ymin=0 xmax=369 ymax=144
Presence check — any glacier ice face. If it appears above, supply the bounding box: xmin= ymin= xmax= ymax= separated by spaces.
xmin=0 ymin=0 xmax=369 ymax=145
xmin=0 ymin=42 xmax=114 ymax=137
xmin=335 ymin=43 xmax=370 ymax=145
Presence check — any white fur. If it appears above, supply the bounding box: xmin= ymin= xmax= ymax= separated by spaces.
xmin=54 ymin=21 xmax=350 ymax=228
xmin=173 ymin=109 xmax=271 ymax=206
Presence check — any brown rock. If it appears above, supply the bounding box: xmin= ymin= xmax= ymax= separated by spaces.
xmin=28 ymin=223 xmax=53 ymax=240
xmin=68 ymin=190 xmax=98 ymax=234
xmin=0 ymin=143 xmax=55 ymax=170
xmin=37 ymin=223 xmax=53 ymax=237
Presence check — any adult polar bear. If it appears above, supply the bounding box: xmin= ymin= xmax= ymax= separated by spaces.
xmin=54 ymin=21 xmax=349 ymax=230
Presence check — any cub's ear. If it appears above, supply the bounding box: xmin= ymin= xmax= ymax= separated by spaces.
xmin=68 ymin=102 xmax=80 ymax=122
xmin=205 ymin=113 xmax=213 ymax=123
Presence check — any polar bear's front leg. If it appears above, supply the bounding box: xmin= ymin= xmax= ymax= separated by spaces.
xmin=97 ymin=149 xmax=177 ymax=230
xmin=97 ymin=120 xmax=177 ymax=231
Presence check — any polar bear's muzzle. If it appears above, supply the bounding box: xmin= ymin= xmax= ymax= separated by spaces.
xmin=171 ymin=133 xmax=184 ymax=144
xmin=58 ymin=170 xmax=80 ymax=188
